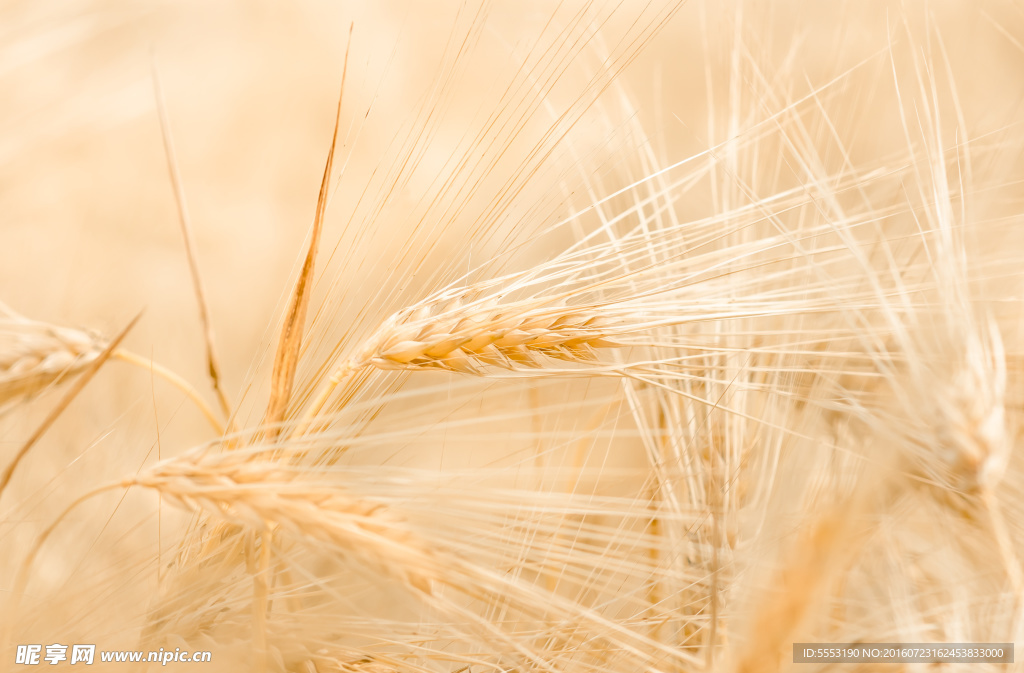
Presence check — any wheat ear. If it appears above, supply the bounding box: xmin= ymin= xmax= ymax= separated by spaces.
xmin=0 ymin=314 xmax=139 ymax=501
xmin=0 ymin=312 xmax=106 ymax=408
xmin=300 ymin=293 xmax=645 ymax=425
xmin=125 ymin=450 xmax=440 ymax=595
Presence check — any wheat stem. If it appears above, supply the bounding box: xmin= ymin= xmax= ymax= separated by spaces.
xmin=113 ymin=348 xmax=225 ymax=435
xmin=152 ymin=62 xmax=235 ymax=424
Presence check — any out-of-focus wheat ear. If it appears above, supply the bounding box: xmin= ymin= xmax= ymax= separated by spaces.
xmin=262 ymin=24 xmax=351 ymax=441
xmin=125 ymin=452 xmax=442 ymax=597
xmin=945 ymin=322 xmax=1021 ymax=596
xmin=886 ymin=309 xmax=1019 ymax=591
xmin=0 ymin=310 xmax=106 ymax=411
xmin=152 ymin=60 xmax=234 ymax=428
xmin=728 ymin=488 xmax=876 ymax=673
xmin=0 ymin=312 xmax=140 ymax=502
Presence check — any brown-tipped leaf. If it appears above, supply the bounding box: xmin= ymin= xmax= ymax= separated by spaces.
xmin=262 ymin=25 xmax=353 ymax=436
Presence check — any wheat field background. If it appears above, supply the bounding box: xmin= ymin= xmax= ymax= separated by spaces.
xmin=2 ymin=1 xmax=1024 ymax=671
